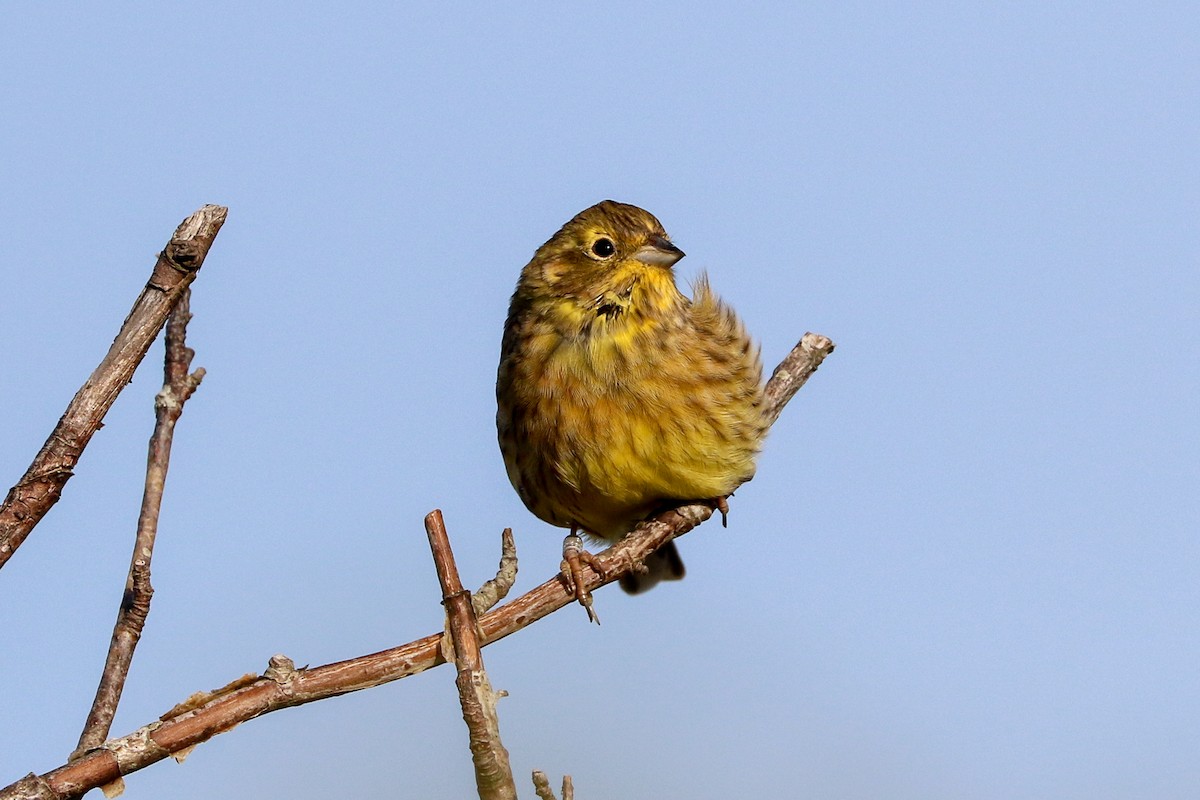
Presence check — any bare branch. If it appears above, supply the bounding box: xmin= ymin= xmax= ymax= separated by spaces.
xmin=532 ymin=771 xmax=573 ymax=800
xmin=473 ymin=528 xmax=518 ymax=616
xmin=72 ymin=291 xmax=205 ymax=760
xmin=0 ymin=332 xmax=835 ymax=800
xmin=0 ymin=205 xmax=227 ymax=571
xmin=763 ymin=332 xmax=836 ymax=427
xmin=426 ymin=510 xmax=517 ymax=800
xmin=3 ymin=775 xmax=56 ymax=800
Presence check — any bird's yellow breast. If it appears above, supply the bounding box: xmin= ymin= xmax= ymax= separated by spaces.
xmin=500 ymin=271 xmax=763 ymax=540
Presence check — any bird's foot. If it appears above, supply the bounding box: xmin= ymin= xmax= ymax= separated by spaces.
xmin=560 ymin=531 xmax=604 ymax=624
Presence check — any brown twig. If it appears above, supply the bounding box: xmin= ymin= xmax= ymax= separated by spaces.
xmin=473 ymin=528 xmax=518 ymax=616
xmin=763 ymin=332 xmax=837 ymax=427
xmin=0 ymin=205 xmax=227 ymax=571
xmin=532 ymin=771 xmax=574 ymax=800
xmin=71 ymin=291 xmax=206 ymax=763
xmin=426 ymin=510 xmax=518 ymax=800
xmin=0 ymin=332 xmax=834 ymax=800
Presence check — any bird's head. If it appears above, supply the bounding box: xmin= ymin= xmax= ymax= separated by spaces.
xmin=520 ymin=201 xmax=686 ymax=317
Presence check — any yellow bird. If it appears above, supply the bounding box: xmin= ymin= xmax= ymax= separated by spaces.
xmin=496 ymin=200 xmax=765 ymax=598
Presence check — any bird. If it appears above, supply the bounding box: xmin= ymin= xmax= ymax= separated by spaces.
xmin=496 ymin=200 xmax=765 ymax=613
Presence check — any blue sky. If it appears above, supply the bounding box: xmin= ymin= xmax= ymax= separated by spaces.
xmin=1 ymin=4 xmax=1197 ymax=798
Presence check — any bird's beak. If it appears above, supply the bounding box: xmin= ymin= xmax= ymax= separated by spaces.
xmin=633 ymin=234 xmax=686 ymax=267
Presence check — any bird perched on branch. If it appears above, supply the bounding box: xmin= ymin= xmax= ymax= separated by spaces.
xmin=496 ymin=200 xmax=765 ymax=615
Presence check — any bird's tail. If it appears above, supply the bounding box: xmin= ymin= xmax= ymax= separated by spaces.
xmin=619 ymin=541 xmax=686 ymax=594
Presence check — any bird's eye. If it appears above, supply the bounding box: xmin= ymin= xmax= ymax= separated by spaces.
xmin=590 ymin=238 xmax=616 ymax=258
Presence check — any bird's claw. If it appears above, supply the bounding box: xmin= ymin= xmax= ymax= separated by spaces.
xmin=713 ymin=496 xmax=730 ymax=527
xmin=561 ymin=532 xmax=603 ymax=624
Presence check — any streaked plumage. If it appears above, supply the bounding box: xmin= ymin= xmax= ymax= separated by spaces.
xmin=497 ymin=200 xmax=764 ymax=593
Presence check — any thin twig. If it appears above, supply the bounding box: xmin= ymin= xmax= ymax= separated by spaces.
xmin=0 ymin=205 xmax=227 ymax=571
xmin=426 ymin=510 xmax=517 ymax=800
xmin=531 ymin=771 xmax=573 ymax=800
xmin=472 ymin=528 xmax=518 ymax=616
xmin=71 ymin=291 xmax=206 ymax=762
xmin=763 ymin=332 xmax=836 ymax=427
xmin=0 ymin=332 xmax=834 ymax=800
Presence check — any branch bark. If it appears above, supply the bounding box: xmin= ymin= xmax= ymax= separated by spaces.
xmin=72 ymin=291 xmax=206 ymax=761
xmin=0 ymin=205 xmax=227 ymax=571
xmin=0 ymin=332 xmax=834 ymax=800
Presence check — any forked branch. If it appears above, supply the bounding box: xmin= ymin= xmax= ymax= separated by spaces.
xmin=72 ymin=291 xmax=206 ymax=763
xmin=0 ymin=333 xmax=834 ymax=800
xmin=0 ymin=205 xmax=226 ymax=571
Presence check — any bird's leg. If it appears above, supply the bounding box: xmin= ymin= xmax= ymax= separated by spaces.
xmin=561 ymin=528 xmax=604 ymax=624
